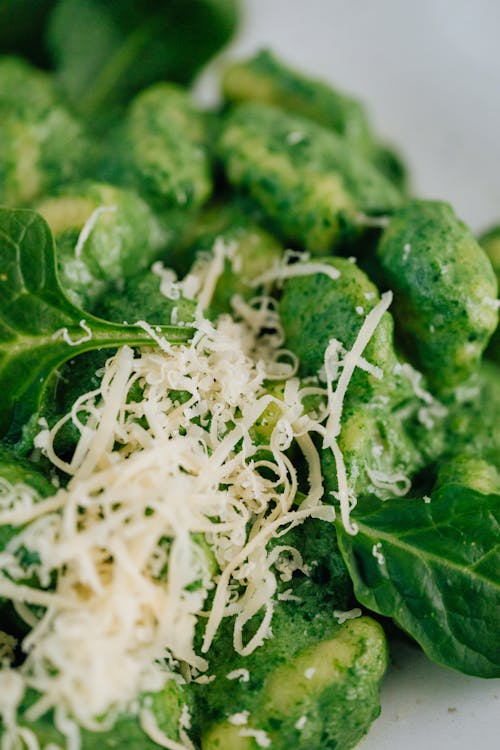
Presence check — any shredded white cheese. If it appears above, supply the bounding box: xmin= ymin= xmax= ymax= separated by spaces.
xmin=226 ymin=669 xmax=250 ymax=683
xmin=333 ymin=607 xmax=362 ymax=624
xmin=287 ymin=130 xmax=305 ymax=145
xmin=394 ymin=361 xmax=447 ymax=429
xmin=134 ymin=320 xmax=175 ymax=353
xmin=228 ymin=710 xmax=250 ymax=726
xmin=140 ymin=707 xmax=194 ymax=750
xmin=189 ymin=238 xmax=237 ymax=309
xmin=51 ymin=319 xmax=93 ymax=347
xmin=0 ymin=272 xmax=397 ymax=745
xmin=372 ymin=543 xmax=385 ymax=566
xmin=324 ymin=291 xmax=393 ymax=441
xmin=74 ymin=205 xmax=117 ymax=259
xmin=238 ymin=728 xmax=271 ymax=748
xmin=251 ymin=257 xmax=340 ymax=287
xmin=366 ymin=467 xmax=412 ymax=497
xmin=2 ymin=309 xmax=332 ymax=735
xmin=323 ymin=292 xmax=393 ymax=535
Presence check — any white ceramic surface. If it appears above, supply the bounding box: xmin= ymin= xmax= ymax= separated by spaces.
xmin=198 ymin=2 xmax=500 ymax=747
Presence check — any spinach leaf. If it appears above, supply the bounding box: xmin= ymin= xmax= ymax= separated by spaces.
xmin=0 ymin=207 xmax=192 ymax=445
xmin=335 ymin=484 xmax=500 ymax=677
xmin=46 ymin=0 xmax=239 ymax=126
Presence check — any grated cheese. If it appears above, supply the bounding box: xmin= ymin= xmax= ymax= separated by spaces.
xmin=394 ymin=361 xmax=447 ymax=429
xmin=365 ymin=467 xmax=411 ymax=497
xmin=287 ymin=130 xmax=305 ymax=145
xmin=189 ymin=238 xmax=237 ymax=310
xmin=323 ymin=292 xmax=393 ymax=535
xmin=324 ymin=291 xmax=393 ymax=441
xmin=140 ymin=707 xmax=194 ymax=750
xmin=372 ymin=543 xmax=385 ymax=566
xmin=238 ymin=728 xmax=271 ymax=748
xmin=226 ymin=669 xmax=250 ymax=683
xmin=134 ymin=320 xmax=176 ymax=353
xmin=295 ymin=715 xmax=308 ymax=730
xmin=1 ymin=310 xmax=329 ymax=736
xmin=277 ymin=588 xmax=301 ymax=602
xmin=251 ymin=256 xmax=340 ymax=288
xmin=73 ymin=205 xmax=117 ymax=259
xmin=0 ymin=272 xmax=397 ymax=745
xmin=51 ymin=319 xmax=93 ymax=347
xmin=228 ymin=710 xmax=250 ymax=726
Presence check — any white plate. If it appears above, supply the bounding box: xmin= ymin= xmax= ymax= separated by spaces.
xmin=200 ymin=2 xmax=500 ymax=747
xmin=358 ymin=640 xmax=499 ymax=750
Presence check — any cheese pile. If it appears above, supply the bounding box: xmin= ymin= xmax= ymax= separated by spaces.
xmin=0 ymin=273 xmax=392 ymax=746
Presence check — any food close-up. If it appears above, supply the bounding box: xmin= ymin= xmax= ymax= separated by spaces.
xmin=0 ymin=2 xmax=498 ymax=749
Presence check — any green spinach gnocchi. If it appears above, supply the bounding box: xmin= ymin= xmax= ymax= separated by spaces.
xmin=0 ymin=8 xmax=498 ymax=750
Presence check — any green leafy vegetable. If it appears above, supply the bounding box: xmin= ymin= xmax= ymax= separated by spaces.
xmin=335 ymin=485 xmax=500 ymax=678
xmin=46 ymin=0 xmax=239 ymax=126
xmin=0 ymin=207 xmax=192 ymax=445
xmin=0 ymin=1 xmax=55 ymax=67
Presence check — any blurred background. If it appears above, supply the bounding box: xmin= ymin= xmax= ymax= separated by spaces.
xmin=199 ymin=0 xmax=500 ymax=233
xmin=3 ymin=0 xmax=498 ymax=231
